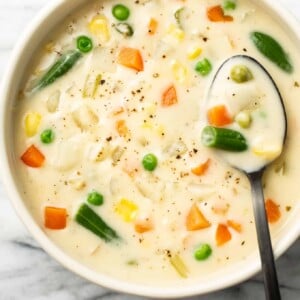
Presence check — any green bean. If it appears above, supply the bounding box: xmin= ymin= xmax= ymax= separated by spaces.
xmin=201 ymin=126 xmax=248 ymax=152
xmin=33 ymin=50 xmax=82 ymax=91
xmin=75 ymin=203 xmax=120 ymax=243
xmin=250 ymin=31 xmax=293 ymax=73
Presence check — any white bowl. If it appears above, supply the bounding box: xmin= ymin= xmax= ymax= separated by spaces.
xmin=1 ymin=0 xmax=299 ymax=298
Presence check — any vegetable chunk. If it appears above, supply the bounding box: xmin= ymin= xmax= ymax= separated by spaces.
xmin=118 ymin=48 xmax=144 ymax=72
xmin=45 ymin=206 xmax=67 ymax=230
xmin=186 ymin=204 xmax=210 ymax=231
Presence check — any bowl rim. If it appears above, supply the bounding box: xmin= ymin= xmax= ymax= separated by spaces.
xmin=0 ymin=0 xmax=300 ymax=298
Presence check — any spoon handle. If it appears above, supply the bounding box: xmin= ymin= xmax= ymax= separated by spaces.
xmin=248 ymin=171 xmax=281 ymax=300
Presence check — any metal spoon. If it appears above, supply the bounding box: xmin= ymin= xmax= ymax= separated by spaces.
xmin=205 ymin=55 xmax=285 ymax=300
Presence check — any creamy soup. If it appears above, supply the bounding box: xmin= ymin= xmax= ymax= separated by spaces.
xmin=202 ymin=55 xmax=286 ymax=172
xmin=15 ymin=0 xmax=300 ymax=286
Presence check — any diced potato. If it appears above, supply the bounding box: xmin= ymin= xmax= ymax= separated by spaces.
xmin=187 ymin=46 xmax=202 ymax=60
xmin=88 ymin=15 xmax=110 ymax=42
xmin=165 ymin=140 xmax=188 ymax=157
xmin=24 ymin=112 xmax=42 ymax=137
xmin=72 ymin=105 xmax=99 ymax=130
xmin=171 ymin=60 xmax=188 ymax=83
xmin=52 ymin=139 xmax=81 ymax=171
xmin=47 ymin=90 xmax=60 ymax=113
xmin=115 ymin=199 xmax=138 ymax=222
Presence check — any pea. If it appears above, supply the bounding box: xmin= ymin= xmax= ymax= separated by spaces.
xmin=142 ymin=153 xmax=158 ymax=171
xmin=112 ymin=4 xmax=130 ymax=21
xmin=40 ymin=129 xmax=55 ymax=144
xmin=194 ymin=243 xmax=212 ymax=261
xmin=235 ymin=111 xmax=252 ymax=128
xmin=230 ymin=65 xmax=253 ymax=83
xmin=223 ymin=0 xmax=236 ymax=10
xmin=87 ymin=191 xmax=104 ymax=206
xmin=195 ymin=58 xmax=212 ymax=76
xmin=76 ymin=36 xmax=93 ymax=53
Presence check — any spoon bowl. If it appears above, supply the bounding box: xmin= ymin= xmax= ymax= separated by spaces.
xmin=203 ymin=55 xmax=287 ymax=300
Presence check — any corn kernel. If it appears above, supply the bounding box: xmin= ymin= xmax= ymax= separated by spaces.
xmin=145 ymin=103 xmax=157 ymax=115
xmin=171 ymin=60 xmax=188 ymax=83
xmin=187 ymin=46 xmax=202 ymax=60
xmin=24 ymin=112 xmax=42 ymax=137
xmin=167 ymin=24 xmax=185 ymax=41
xmin=115 ymin=199 xmax=138 ymax=222
xmin=252 ymin=146 xmax=282 ymax=160
xmin=88 ymin=15 xmax=110 ymax=42
xmin=142 ymin=121 xmax=153 ymax=129
xmin=156 ymin=124 xmax=165 ymax=136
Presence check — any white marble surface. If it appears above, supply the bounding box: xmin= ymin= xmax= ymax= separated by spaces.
xmin=0 ymin=0 xmax=299 ymax=299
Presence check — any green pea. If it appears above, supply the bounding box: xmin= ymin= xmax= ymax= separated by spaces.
xmin=195 ymin=58 xmax=212 ymax=76
xmin=112 ymin=4 xmax=130 ymax=21
xmin=76 ymin=36 xmax=93 ymax=53
xmin=230 ymin=65 xmax=253 ymax=83
xmin=194 ymin=243 xmax=212 ymax=261
xmin=142 ymin=153 xmax=158 ymax=171
xmin=40 ymin=129 xmax=55 ymax=144
xmin=223 ymin=0 xmax=236 ymax=10
xmin=87 ymin=191 xmax=104 ymax=206
xmin=235 ymin=111 xmax=252 ymax=129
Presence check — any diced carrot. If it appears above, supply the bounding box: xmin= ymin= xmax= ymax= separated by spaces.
xmin=20 ymin=145 xmax=45 ymax=168
xmin=111 ymin=106 xmax=124 ymax=116
xmin=148 ymin=18 xmax=158 ymax=35
xmin=116 ymin=119 xmax=129 ymax=137
xmin=135 ymin=218 xmax=153 ymax=233
xmin=216 ymin=224 xmax=232 ymax=246
xmin=186 ymin=203 xmax=211 ymax=231
xmin=207 ymin=5 xmax=233 ymax=22
xmin=207 ymin=105 xmax=232 ymax=126
xmin=265 ymin=199 xmax=281 ymax=223
xmin=162 ymin=85 xmax=178 ymax=107
xmin=191 ymin=159 xmax=211 ymax=176
xmin=44 ymin=206 xmax=67 ymax=230
xmin=118 ymin=47 xmax=144 ymax=72
xmin=227 ymin=220 xmax=242 ymax=233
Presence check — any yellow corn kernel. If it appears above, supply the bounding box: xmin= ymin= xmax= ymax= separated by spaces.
xmin=24 ymin=112 xmax=42 ymax=137
xmin=142 ymin=121 xmax=153 ymax=130
xmin=145 ymin=103 xmax=157 ymax=115
xmin=171 ymin=60 xmax=188 ymax=83
xmin=167 ymin=24 xmax=185 ymax=41
xmin=252 ymin=146 xmax=282 ymax=160
xmin=187 ymin=46 xmax=202 ymax=60
xmin=155 ymin=124 xmax=165 ymax=136
xmin=88 ymin=15 xmax=110 ymax=42
xmin=115 ymin=199 xmax=138 ymax=222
